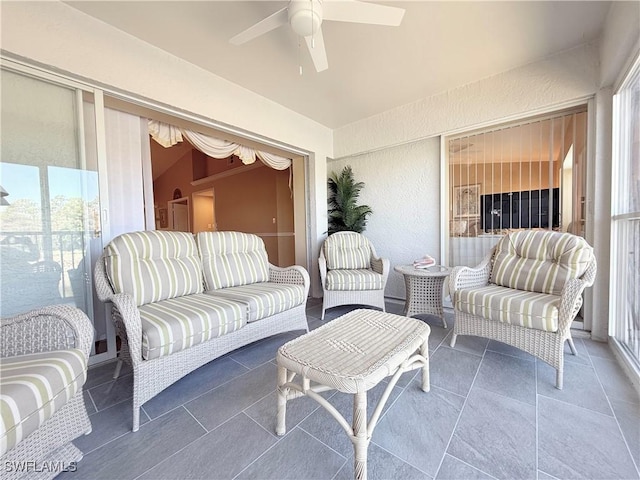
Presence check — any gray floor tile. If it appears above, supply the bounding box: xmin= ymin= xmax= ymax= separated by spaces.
xmin=74 ymin=399 xmax=149 ymax=453
xmin=334 ymin=443 xmax=431 ymax=480
xmin=84 ymin=359 xmax=131 ymax=390
xmin=143 ymin=356 xmax=249 ymax=419
xmin=449 ymin=334 xmax=489 ymax=357
xmin=299 ymin=381 xmax=403 ymax=456
xmin=562 ymin=337 xmax=592 ymax=366
xmin=245 ymin=388 xmax=331 ymax=437
xmin=486 ymin=340 xmax=535 ymax=360
xmin=139 ymin=413 xmax=277 ymax=479
xmin=83 ymin=390 xmax=96 ymax=415
xmin=230 ymin=332 xmax=299 ymax=369
xmin=474 ymin=351 xmax=536 ymax=405
xmin=60 ymin=408 xmax=206 ymax=480
xmin=583 ymin=338 xmax=616 ymax=361
xmin=610 ymin=398 xmax=640 ymax=467
xmin=429 ymin=346 xmax=482 ymax=396
xmin=537 ymin=471 xmax=559 ymax=480
xmin=536 ymin=361 xmax=612 ymax=415
xmin=448 ymin=387 xmax=536 ymax=480
xmin=435 ymin=454 xmax=494 ymax=479
xmin=87 ymin=373 xmax=134 ymax=412
xmin=592 ymin=356 xmax=640 ymax=405
xmin=538 ymin=396 xmax=639 ymax=480
xmin=428 ymin=323 xmax=453 ymax=353
xmin=235 ymin=427 xmax=346 ymax=480
xmin=374 ymin=384 xmax=465 ymax=476
xmin=185 ymin=362 xmax=277 ymax=431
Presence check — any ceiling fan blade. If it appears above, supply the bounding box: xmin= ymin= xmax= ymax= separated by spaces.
xmin=305 ymin=29 xmax=328 ymax=72
xmin=322 ymin=0 xmax=405 ymax=26
xmin=229 ymin=7 xmax=288 ymax=45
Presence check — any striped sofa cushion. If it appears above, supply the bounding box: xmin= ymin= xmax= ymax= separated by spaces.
xmin=197 ymin=232 xmax=269 ymax=290
xmin=0 ymin=349 xmax=87 ymax=456
xmin=326 ymin=269 xmax=385 ymax=291
xmin=324 ymin=232 xmax=371 ymax=270
xmin=104 ymin=231 xmax=203 ymax=307
xmin=455 ymin=284 xmax=560 ymax=332
xmin=490 ymin=230 xmax=593 ymax=296
xmin=207 ymin=282 xmax=306 ymax=323
xmin=138 ymin=293 xmax=247 ymax=360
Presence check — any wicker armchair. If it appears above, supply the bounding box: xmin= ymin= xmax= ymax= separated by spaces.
xmin=0 ymin=305 xmax=93 ymax=480
xmin=449 ymin=230 xmax=596 ymax=389
xmin=319 ymin=231 xmax=390 ymax=319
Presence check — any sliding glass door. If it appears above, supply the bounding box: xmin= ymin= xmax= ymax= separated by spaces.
xmin=611 ymin=55 xmax=640 ymax=374
xmin=0 ymin=67 xmax=112 ymax=361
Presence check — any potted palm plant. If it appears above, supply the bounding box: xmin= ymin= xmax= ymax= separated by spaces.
xmin=327 ymin=165 xmax=372 ymax=234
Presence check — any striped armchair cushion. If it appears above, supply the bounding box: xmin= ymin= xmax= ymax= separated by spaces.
xmin=490 ymin=230 xmax=594 ymax=296
xmin=455 ymin=284 xmax=560 ymax=332
xmin=0 ymin=349 xmax=87 ymax=455
xmin=104 ymin=231 xmax=203 ymax=307
xmin=197 ymin=232 xmax=269 ymax=290
xmin=207 ymin=282 xmax=306 ymax=323
xmin=325 ymin=269 xmax=385 ymax=291
xmin=324 ymin=232 xmax=372 ymax=270
xmin=138 ymin=293 xmax=246 ymax=360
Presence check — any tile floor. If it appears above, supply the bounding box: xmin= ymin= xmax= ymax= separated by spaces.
xmin=62 ymin=299 xmax=640 ymax=480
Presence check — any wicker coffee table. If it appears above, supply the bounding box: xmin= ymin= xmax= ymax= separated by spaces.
xmin=394 ymin=264 xmax=451 ymax=328
xmin=276 ymin=309 xmax=430 ymax=480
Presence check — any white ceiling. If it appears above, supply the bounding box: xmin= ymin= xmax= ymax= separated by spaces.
xmin=66 ymin=1 xmax=611 ymax=129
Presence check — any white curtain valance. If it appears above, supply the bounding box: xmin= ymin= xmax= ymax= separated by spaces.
xmin=148 ymin=120 xmax=292 ymax=171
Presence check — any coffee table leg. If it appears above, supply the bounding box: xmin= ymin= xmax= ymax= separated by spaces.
xmin=276 ymin=365 xmax=288 ymax=436
xmin=420 ymin=340 xmax=430 ymax=392
xmin=353 ymin=391 xmax=368 ymax=480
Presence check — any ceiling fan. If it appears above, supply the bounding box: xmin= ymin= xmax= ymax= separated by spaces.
xmin=229 ymin=0 xmax=405 ymax=72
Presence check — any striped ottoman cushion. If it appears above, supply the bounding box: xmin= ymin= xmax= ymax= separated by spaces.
xmin=207 ymin=282 xmax=306 ymax=323
xmin=0 ymin=349 xmax=87 ymax=455
xmin=491 ymin=230 xmax=594 ymax=296
xmin=104 ymin=231 xmax=203 ymax=307
xmin=138 ymin=294 xmax=247 ymax=360
xmin=325 ymin=269 xmax=385 ymax=291
xmin=324 ymin=232 xmax=371 ymax=270
xmin=197 ymin=232 xmax=269 ymax=290
xmin=455 ymin=284 xmax=560 ymax=332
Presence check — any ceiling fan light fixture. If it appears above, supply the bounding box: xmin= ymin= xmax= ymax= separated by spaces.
xmin=288 ymin=0 xmax=323 ymax=37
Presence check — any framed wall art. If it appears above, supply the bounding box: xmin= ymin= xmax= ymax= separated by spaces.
xmin=453 ymin=184 xmax=481 ymax=218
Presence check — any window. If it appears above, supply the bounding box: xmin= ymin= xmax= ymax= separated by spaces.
xmin=446 ymin=107 xmax=588 ymax=268
xmin=611 ymin=54 xmax=640 ymax=373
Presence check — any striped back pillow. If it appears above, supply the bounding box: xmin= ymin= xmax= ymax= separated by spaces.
xmin=490 ymin=230 xmax=594 ymax=296
xmin=324 ymin=232 xmax=372 ymax=270
xmin=104 ymin=231 xmax=203 ymax=307
xmin=197 ymin=231 xmax=269 ymax=290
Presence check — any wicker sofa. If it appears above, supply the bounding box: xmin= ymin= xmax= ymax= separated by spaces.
xmin=449 ymin=230 xmax=596 ymax=389
xmin=0 ymin=305 xmax=93 ymax=480
xmin=94 ymin=230 xmax=310 ymax=432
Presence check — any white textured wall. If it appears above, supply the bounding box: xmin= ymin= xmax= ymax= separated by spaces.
xmin=327 ymin=138 xmax=440 ymax=299
xmin=334 ymin=44 xmax=599 ymax=159
xmin=599 ymin=1 xmax=640 ymax=88
xmin=0 ymin=1 xmax=332 ymax=296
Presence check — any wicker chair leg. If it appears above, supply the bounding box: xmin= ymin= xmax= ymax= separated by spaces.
xmin=555 ymin=365 xmax=564 ymax=390
xmin=113 ymin=359 xmax=123 ymax=379
xmin=567 ymin=337 xmax=577 ymax=355
xmin=449 ymin=333 xmax=457 ymax=348
xmin=133 ymin=407 xmax=140 ymax=432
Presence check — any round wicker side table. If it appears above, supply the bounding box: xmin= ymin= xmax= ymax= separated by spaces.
xmin=394 ymin=264 xmax=451 ymax=328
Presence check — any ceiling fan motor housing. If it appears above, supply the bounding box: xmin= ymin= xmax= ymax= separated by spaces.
xmin=288 ymin=0 xmax=323 ymax=37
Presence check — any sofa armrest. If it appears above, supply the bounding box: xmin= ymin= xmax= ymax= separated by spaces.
xmin=557 ymin=277 xmax=589 ymax=333
xmin=1 ymin=304 xmax=93 ymax=359
xmin=449 ymin=252 xmax=493 ymax=296
xmin=269 ymin=264 xmax=311 ymax=298
xmin=109 ymin=293 xmax=144 ymax=365
xmin=94 ymin=252 xmax=115 ymax=303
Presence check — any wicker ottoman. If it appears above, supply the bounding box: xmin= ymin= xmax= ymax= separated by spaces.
xmin=276 ymin=309 xmax=431 ymax=480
